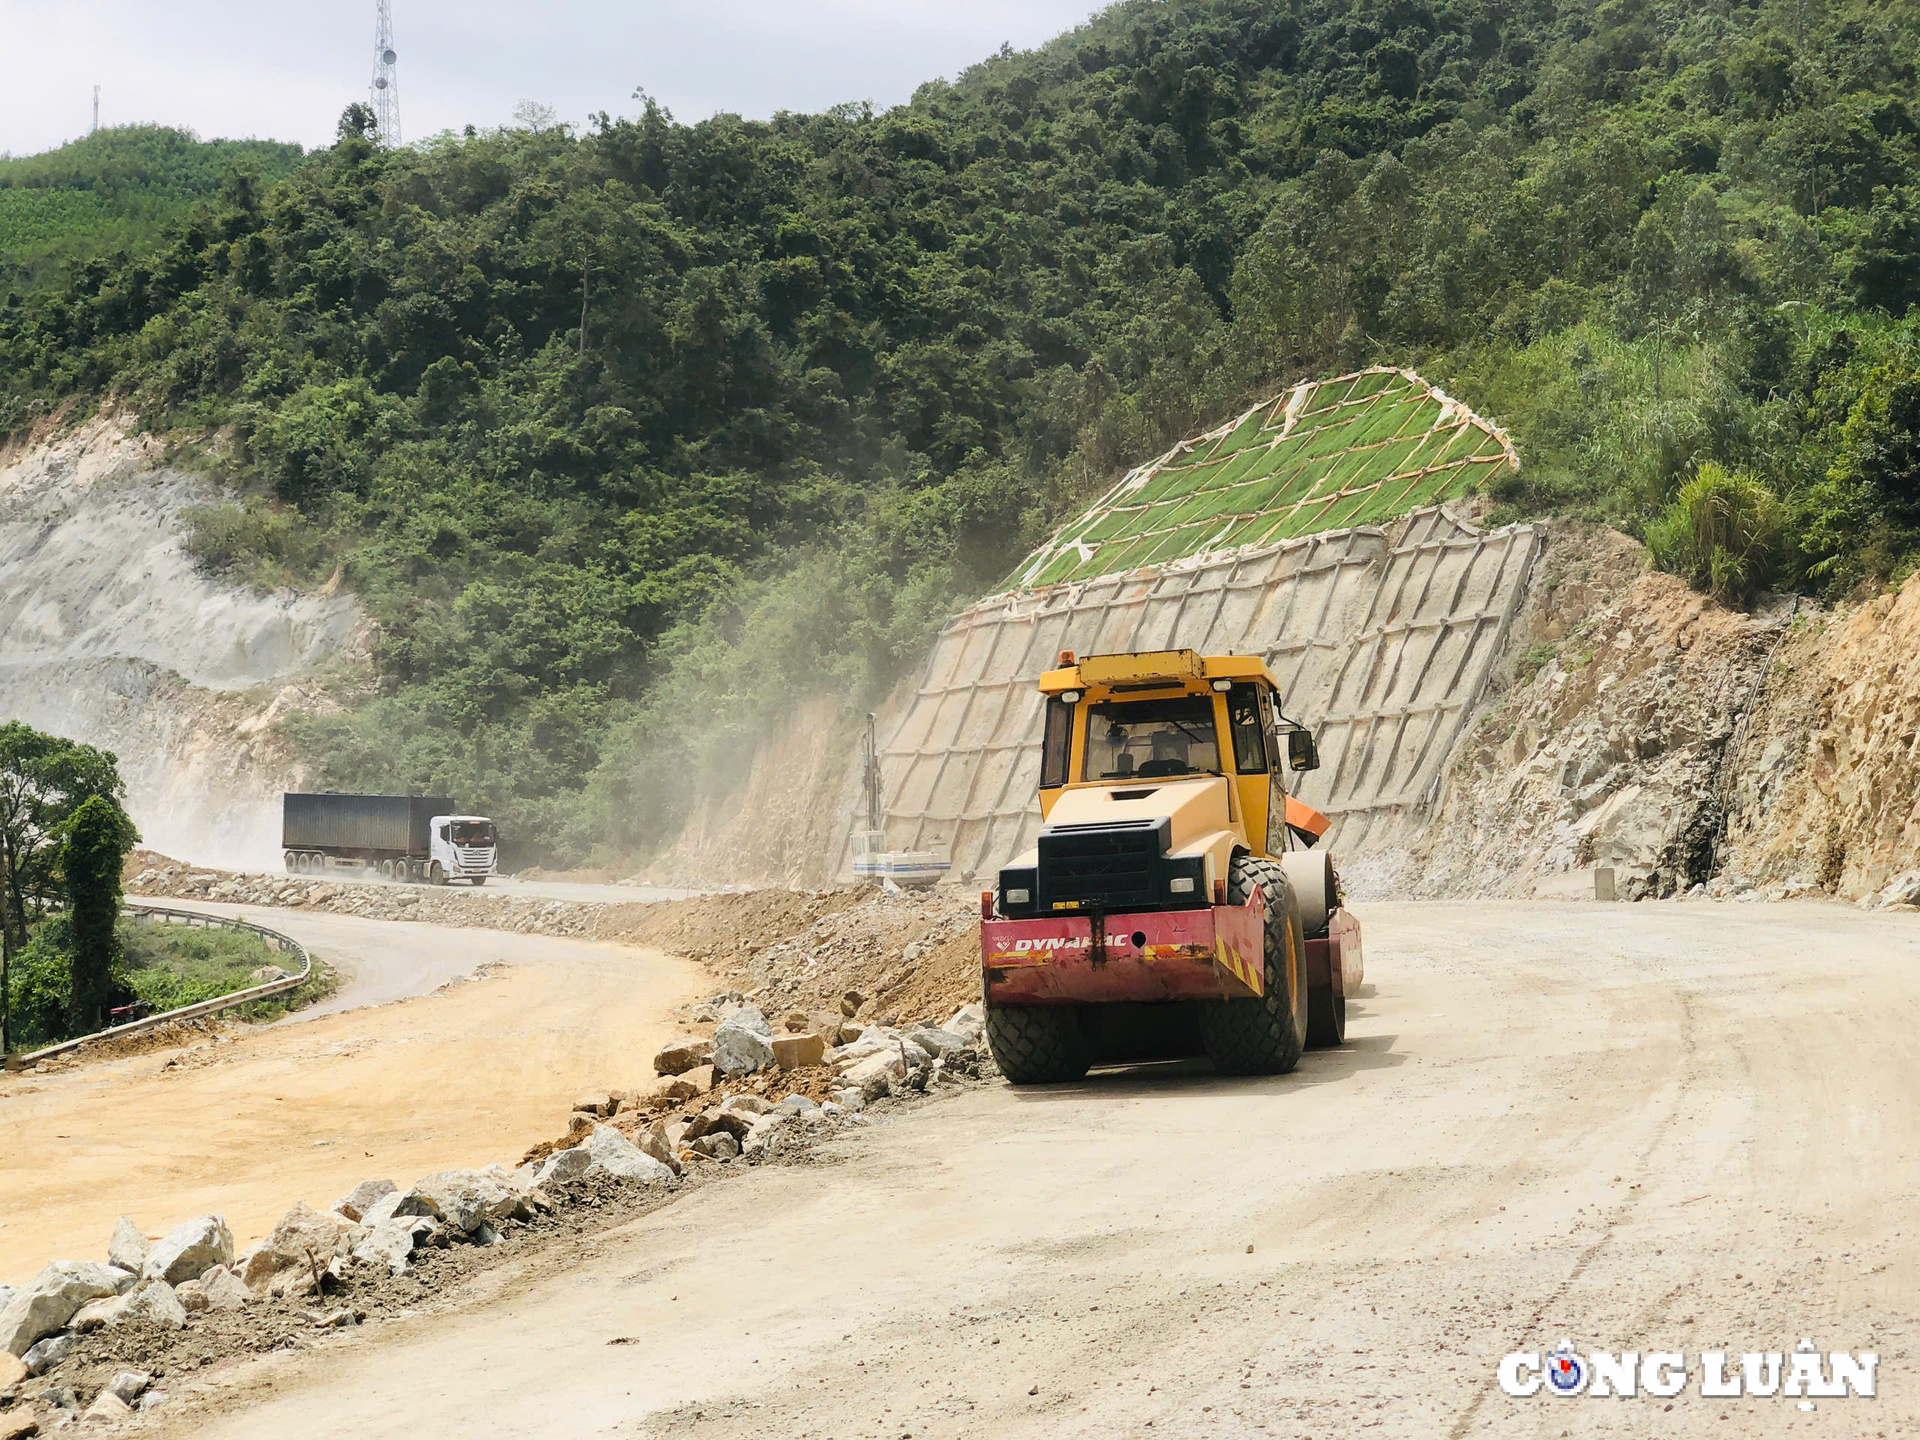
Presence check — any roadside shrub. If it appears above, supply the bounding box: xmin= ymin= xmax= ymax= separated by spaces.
xmin=1645 ymin=463 xmax=1783 ymax=606
xmin=6 ymin=915 xmax=77 ymax=1050
xmin=181 ymin=497 xmax=332 ymax=588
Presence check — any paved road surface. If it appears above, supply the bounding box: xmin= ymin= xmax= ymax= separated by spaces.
xmin=141 ymin=897 xmax=538 ymax=1016
xmin=154 ymin=899 xmax=1920 ymax=1438
xmin=0 ymin=918 xmax=703 ymax=1280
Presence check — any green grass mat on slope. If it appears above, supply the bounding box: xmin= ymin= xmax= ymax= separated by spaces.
xmin=1009 ymin=367 xmax=1517 ymax=590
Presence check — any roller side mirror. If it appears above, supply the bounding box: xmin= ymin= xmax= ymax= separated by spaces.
xmin=1287 ymin=728 xmax=1319 ymax=772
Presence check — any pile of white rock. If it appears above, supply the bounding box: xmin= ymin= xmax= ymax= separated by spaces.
xmin=0 ymin=1136 xmax=681 ymax=1431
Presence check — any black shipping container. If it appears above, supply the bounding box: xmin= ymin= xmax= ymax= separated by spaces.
xmin=282 ymin=793 xmax=459 ymax=857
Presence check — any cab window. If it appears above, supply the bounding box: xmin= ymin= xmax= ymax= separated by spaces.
xmin=1040 ymin=696 xmax=1074 ymax=788
xmin=1226 ymin=683 xmax=1269 ymax=774
xmin=1084 ymin=696 xmax=1221 ymax=780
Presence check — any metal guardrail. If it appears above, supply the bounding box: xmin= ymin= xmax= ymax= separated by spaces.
xmin=10 ymin=904 xmax=314 ymax=1067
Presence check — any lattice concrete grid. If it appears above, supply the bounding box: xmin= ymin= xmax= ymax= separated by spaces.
xmin=876 ymin=506 xmax=1542 ymax=881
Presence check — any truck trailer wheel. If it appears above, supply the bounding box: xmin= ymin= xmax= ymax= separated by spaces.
xmin=985 ymin=1002 xmax=1094 ymax=1085
xmin=1199 ymin=854 xmax=1309 ymax=1076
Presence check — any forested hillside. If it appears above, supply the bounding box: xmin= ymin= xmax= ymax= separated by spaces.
xmin=0 ymin=126 xmax=304 ymax=291
xmin=2 ymin=0 xmax=1917 ymax=865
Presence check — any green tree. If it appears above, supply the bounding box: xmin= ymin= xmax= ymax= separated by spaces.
xmin=4 ymin=916 xmax=77 ymax=1051
xmin=0 ymin=724 xmax=125 ymax=1052
xmin=62 ymin=795 xmax=140 ymax=1036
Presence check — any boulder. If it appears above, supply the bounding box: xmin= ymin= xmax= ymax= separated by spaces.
xmin=710 ymin=1007 xmax=775 ymax=1077
xmin=480 ymin=1163 xmax=536 ymax=1196
xmin=200 ymin=1267 xmax=250 ymax=1312
xmin=240 ymin=1206 xmax=360 ymax=1295
xmin=722 ymin=1094 xmax=772 ymax=1116
xmin=172 ymin=1281 xmax=209 ymax=1315
xmin=105 ymin=1372 xmax=150 ymax=1404
xmin=82 ymin=1390 xmax=131 ymax=1424
xmin=0 ymin=1410 xmax=39 ymax=1440
xmin=243 ymin=1204 xmax=357 ymax=1292
xmin=1878 ymin=870 xmax=1920 ymax=908
xmin=138 ymin=1391 xmax=169 ymax=1412
xmin=22 ymin=1334 xmax=72 ymax=1376
xmin=742 ymin=1113 xmax=800 ymax=1160
xmin=141 ymin=1216 xmax=233 ymax=1285
xmin=51 ymin=1263 xmax=134 ymax=1297
xmin=248 ymin=965 xmax=290 ymax=985
xmin=651 ymin=1075 xmax=703 ymax=1104
xmin=351 ymin=1217 xmax=439 ymax=1276
xmin=0 ymin=1350 xmax=25 ymax=1389
xmin=1 ymin=1266 xmax=119 ymax=1356
xmin=906 ymin=1027 xmax=968 ymax=1060
xmin=634 ymin=1124 xmax=681 ymax=1175
xmin=400 ymin=1171 xmax=528 ymax=1234
xmin=332 ymin=1179 xmax=397 ymax=1222
xmin=531 ymin=1146 xmax=592 ymax=1188
xmin=830 ymin=1027 xmax=904 ymax=1067
xmin=68 ymin=1298 xmax=117 ymax=1333
xmin=841 ymin=990 xmax=865 ymax=1016
xmin=582 ymin=1124 xmax=675 ymax=1183
xmin=772 ymin=1032 xmax=826 ymax=1070
xmin=691 ymin=1132 xmax=740 ymax=1160
xmin=808 ymin=1011 xmax=845 ymax=1044
xmin=572 ymin=1092 xmax=614 ymax=1118
xmin=943 ymin=1002 xmax=986 ymax=1042
xmin=684 ymin=1106 xmax=759 ymax=1143
xmin=106 ymin=1218 xmax=149 ymax=1275
xmin=356 ymin=1189 xmax=406 ymax=1228
xmin=107 ymin=1280 xmax=188 ymax=1330
xmin=841 ymin=1050 xmax=905 ymax=1101
xmin=652 ymin=1035 xmax=713 ymax=1076
xmin=771 ymin=1094 xmax=820 ymax=1119
xmin=830 ymin=1087 xmax=867 ymax=1112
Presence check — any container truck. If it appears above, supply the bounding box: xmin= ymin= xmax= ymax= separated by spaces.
xmin=281 ymin=793 xmax=498 ymax=885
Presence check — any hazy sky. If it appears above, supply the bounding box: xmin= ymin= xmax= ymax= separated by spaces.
xmin=0 ymin=1 xmax=1102 ymax=158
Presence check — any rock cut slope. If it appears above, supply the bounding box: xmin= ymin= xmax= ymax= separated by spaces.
xmin=0 ymin=415 xmax=364 ymax=865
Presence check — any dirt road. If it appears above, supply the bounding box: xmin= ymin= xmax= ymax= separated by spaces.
xmin=144 ymin=898 xmax=1920 ymax=1438
xmin=0 ymin=915 xmax=704 ymax=1280
xmin=143 ymin=898 xmax=547 ymax=1016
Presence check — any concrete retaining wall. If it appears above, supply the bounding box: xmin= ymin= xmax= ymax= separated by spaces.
xmin=872 ymin=506 xmax=1540 ymax=880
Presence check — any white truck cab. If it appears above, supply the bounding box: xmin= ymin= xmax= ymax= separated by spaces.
xmin=431 ymin=815 xmax=498 ymax=885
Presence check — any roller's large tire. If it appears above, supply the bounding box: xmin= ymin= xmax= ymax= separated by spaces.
xmin=985 ymin=1003 xmax=1094 ymax=1085
xmin=1199 ymin=853 xmax=1309 ymax=1076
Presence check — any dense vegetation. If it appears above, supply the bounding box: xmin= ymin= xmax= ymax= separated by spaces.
xmin=5 ymin=911 xmax=332 ymax=1052
xmin=0 ymin=723 xmax=139 ymax=1050
xmin=0 ymin=126 xmax=304 ymax=292
xmin=2 ymin=0 xmax=1918 ymax=865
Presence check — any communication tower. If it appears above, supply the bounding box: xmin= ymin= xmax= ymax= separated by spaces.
xmin=370 ymin=1 xmax=401 ymax=146
xmin=92 ymin=85 xmax=100 ymax=134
